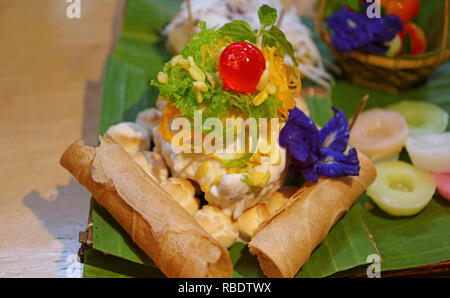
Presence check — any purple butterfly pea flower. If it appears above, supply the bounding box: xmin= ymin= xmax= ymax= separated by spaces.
xmin=328 ymin=7 xmax=371 ymax=52
xmin=327 ymin=7 xmax=403 ymax=54
xmin=279 ymin=107 xmax=360 ymax=183
xmin=318 ymin=147 xmax=360 ymax=178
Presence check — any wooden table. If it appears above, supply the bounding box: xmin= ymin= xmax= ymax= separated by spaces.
xmin=0 ymin=0 xmax=125 ymax=277
xmin=0 ymin=0 xmax=317 ymax=278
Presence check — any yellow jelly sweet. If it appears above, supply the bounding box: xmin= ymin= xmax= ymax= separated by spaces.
xmin=367 ymin=161 xmax=436 ymax=216
xmin=387 ymin=100 xmax=448 ymax=135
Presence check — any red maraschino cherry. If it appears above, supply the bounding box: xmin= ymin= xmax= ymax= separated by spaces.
xmin=219 ymin=42 xmax=266 ymax=93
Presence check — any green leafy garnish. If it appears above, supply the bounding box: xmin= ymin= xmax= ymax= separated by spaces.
xmin=264 ymin=26 xmax=298 ymax=66
xmin=222 ymin=153 xmax=254 ymax=168
xmin=258 ymin=4 xmax=277 ymax=27
xmin=217 ymin=20 xmax=256 ymax=43
xmin=256 ymin=5 xmax=298 ymax=66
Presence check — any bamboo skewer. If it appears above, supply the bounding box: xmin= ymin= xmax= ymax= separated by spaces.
xmin=277 ymin=7 xmax=286 ymax=27
xmin=186 ymin=0 xmax=196 ymax=35
xmin=277 ymin=0 xmax=294 ymax=27
xmin=186 ymin=0 xmax=193 ymax=24
xmin=349 ymin=94 xmax=369 ymax=133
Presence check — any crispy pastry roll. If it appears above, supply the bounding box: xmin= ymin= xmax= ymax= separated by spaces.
xmin=60 ymin=137 xmax=232 ymax=278
xmin=248 ymin=152 xmax=376 ymax=278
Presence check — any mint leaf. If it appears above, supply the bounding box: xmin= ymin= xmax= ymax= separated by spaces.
xmin=258 ymin=4 xmax=277 ymax=27
xmin=265 ymin=25 xmax=298 ymax=66
xmin=218 ymin=20 xmax=256 ymax=43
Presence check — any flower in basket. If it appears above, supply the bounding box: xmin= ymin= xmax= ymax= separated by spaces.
xmin=327 ymin=7 xmax=403 ymax=54
xmin=380 ymin=0 xmax=427 ymax=56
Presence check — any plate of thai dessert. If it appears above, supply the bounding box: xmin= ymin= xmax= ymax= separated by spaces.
xmin=61 ymin=0 xmax=450 ymax=278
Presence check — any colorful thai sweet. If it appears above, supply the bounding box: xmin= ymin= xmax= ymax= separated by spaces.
xmin=406 ymin=132 xmax=450 ymax=173
xmin=432 ymin=172 xmax=450 ymax=202
xmin=387 ymin=100 xmax=449 ymax=134
xmin=349 ymin=109 xmax=409 ymax=161
xmin=367 ymin=160 xmax=436 ymax=216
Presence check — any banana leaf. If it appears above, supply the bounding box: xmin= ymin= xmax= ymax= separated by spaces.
xmin=83 ymin=0 xmax=450 ymax=278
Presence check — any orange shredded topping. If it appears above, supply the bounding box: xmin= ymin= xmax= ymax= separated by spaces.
xmin=262 ymin=45 xmax=300 ymax=120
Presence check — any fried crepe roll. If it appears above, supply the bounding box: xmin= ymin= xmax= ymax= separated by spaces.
xmin=60 ymin=137 xmax=232 ymax=278
xmin=248 ymin=152 xmax=376 ymax=278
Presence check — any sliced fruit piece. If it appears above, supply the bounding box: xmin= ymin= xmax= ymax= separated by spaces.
xmin=349 ymin=109 xmax=408 ymax=161
xmin=397 ymin=23 xmax=426 ymax=56
xmin=387 ymin=100 xmax=448 ymax=134
xmin=367 ymin=161 xmax=436 ymax=216
xmin=406 ymin=132 xmax=450 ymax=173
xmin=386 ymin=34 xmax=402 ymax=57
xmin=432 ymin=172 xmax=450 ymax=202
xmin=381 ymin=0 xmax=421 ymax=24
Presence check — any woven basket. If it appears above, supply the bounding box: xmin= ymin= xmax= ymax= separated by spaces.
xmin=315 ymin=0 xmax=450 ymax=93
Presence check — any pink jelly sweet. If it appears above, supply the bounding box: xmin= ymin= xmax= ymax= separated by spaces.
xmin=432 ymin=172 xmax=450 ymax=201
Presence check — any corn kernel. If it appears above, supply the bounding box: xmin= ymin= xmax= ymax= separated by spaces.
xmin=201 ymin=183 xmax=211 ymax=193
xmin=212 ymin=175 xmax=222 ymax=185
xmin=170 ymin=55 xmax=183 ymax=67
xmin=194 ymin=88 xmax=203 ymax=104
xmin=193 ymin=81 xmax=208 ymax=92
xmin=265 ymin=83 xmax=277 ymax=95
xmin=251 ymin=172 xmax=266 ymax=187
xmin=189 ymin=65 xmax=205 ymax=82
xmin=180 ymin=58 xmax=189 ymax=70
xmin=250 ymin=171 xmax=272 ymax=188
xmin=157 ymin=72 xmax=168 ymax=84
xmin=253 ymin=90 xmax=268 ymax=106
xmin=206 ymin=72 xmax=216 ymax=89
xmin=196 ymin=162 xmax=209 ymax=178
xmin=187 ymin=56 xmax=195 ymax=67
xmin=256 ymin=69 xmax=270 ymax=91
